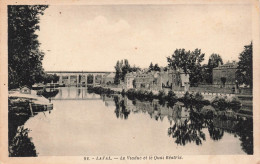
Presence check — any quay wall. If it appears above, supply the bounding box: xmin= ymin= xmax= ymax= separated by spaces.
xmin=102 ymin=87 xmax=236 ymax=101
xmin=173 ymin=91 xmax=235 ymax=101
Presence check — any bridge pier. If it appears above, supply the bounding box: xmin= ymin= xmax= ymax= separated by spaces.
xmin=93 ymin=74 xmax=96 ymax=87
xmin=68 ymin=75 xmax=71 ymax=87
xmin=76 ymin=75 xmax=79 ymax=87
xmin=59 ymin=75 xmax=63 ymax=84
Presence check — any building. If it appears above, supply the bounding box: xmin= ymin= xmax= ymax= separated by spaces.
xmin=124 ymin=72 xmax=136 ymax=89
xmin=134 ymin=71 xmax=161 ymax=90
xmin=103 ymin=72 xmax=116 ymax=85
xmin=213 ymin=61 xmax=238 ymax=88
xmin=124 ymin=68 xmax=190 ymax=91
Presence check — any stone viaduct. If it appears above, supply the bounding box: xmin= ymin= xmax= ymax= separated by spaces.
xmin=46 ymin=71 xmax=114 ymax=86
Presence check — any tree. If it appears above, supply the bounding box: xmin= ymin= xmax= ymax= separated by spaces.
xmin=206 ymin=53 xmax=223 ymax=83
xmin=42 ymin=73 xmax=59 ymax=84
xmin=201 ymin=64 xmax=210 ymax=83
xmin=167 ymin=48 xmax=205 ymax=85
xmin=148 ymin=62 xmax=154 ymax=72
xmin=130 ymin=65 xmax=141 ymax=72
xmin=153 ymin=64 xmax=160 ymax=72
xmin=114 ymin=60 xmax=122 ymax=85
xmin=220 ymin=77 xmax=226 ymax=87
xmin=121 ymin=59 xmax=131 ymax=82
xmin=208 ymin=53 xmax=223 ymax=69
xmin=87 ymin=74 xmax=93 ymax=84
xmin=8 ymin=5 xmax=48 ymax=89
xmin=236 ymin=42 xmax=253 ymax=88
xmin=114 ymin=59 xmax=140 ymax=84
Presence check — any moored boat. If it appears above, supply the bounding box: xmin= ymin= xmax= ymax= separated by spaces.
xmin=8 ymin=87 xmax=53 ymax=115
xmin=32 ymin=83 xmax=44 ymax=90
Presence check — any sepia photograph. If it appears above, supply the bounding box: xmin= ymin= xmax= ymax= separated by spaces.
xmin=1 ymin=0 xmax=260 ymax=163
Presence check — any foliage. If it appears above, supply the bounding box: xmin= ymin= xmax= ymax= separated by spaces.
xmin=211 ymin=95 xmax=242 ymax=112
xmin=42 ymin=73 xmax=59 ymax=84
xmin=113 ymin=97 xmax=130 ymax=120
xmin=194 ymin=92 xmax=204 ymax=102
xmin=168 ymin=112 xmax=206 ymax=146
xmin=166 ymin=90 xmax=177 ymax=104
xmin=228 ymin=97 xmax=241 ymax=112
xmin=235 ymin=118 xmax=253 ymax=154
xmin=114 ymin=59 xmax=141 ymax=85
xmin=153 ymin=64 xmax=160 ymax=71
xmin=9 ymin=126 xmax=37 ymax=157
xmin=158 ymin=90 xmax=167 ymax=100
xmin=87 ymin=86 xmax=116 ymax=94
xmin=8 ymin=5 xmax=48 ymax=89
xmin=220 ymin=77 xmax=226 ymax=86
xmin=114 ymin=61 xmax=122 ymax=85
xmin=121 ymin=59 xmax=131 ymax=82
xmin=167 ymin=48 xmax=205 ymax=85
xmin=236 ymin=42 xmax=253 ymax=88
xmin=87 ymin=74 xmax=93 ymax=84
xmin=148 ymin=62 xmax=154 ymax=72
xmin=208 ymin=124 xmax=224 ymax=141
xmin=208 ymin=53 xmax=223 ymax=70
xmin=148 ymin=62 xmax=160 ymax=72
xmin=211 ymin=97 xmax=228 ymax=111
xmin=130 ymin=65 xmax=141 ymax=72
xmin=205 ymin=53 xmax=223 ymax=83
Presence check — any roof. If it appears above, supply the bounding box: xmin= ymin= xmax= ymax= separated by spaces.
xmin=214 ymin=61 xmax=238 ymax=69
xmin=105 ymin=72 xmax=116 ymax=78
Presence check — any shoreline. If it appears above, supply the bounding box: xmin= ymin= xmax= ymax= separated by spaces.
xmin=87 ymin=85 xmax=252 ymax=117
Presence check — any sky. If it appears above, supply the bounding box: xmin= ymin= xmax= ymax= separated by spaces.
xmin=38 ymin=4 xmax=252 ymax=72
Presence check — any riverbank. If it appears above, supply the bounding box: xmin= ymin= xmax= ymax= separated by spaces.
xmin=87 ymin=86 xmax=244 ymax=114
xmin=8 ymin=88 xmax=55 ymax=157
xmin=8 ymin=112 xmax=37 ymax=156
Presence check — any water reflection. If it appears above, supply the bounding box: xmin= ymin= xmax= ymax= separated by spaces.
xmin=114 ymin=96 xmax=131 ymax=119
xmin=54 ymin=87 xmax=101 ymax=100
xmin=101 ymin=94 xmax=253 ymax=154
xmin=25 ymin=87 xmax=253 ymax=155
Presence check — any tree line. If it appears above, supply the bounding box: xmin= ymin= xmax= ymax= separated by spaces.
xmin=114 ymin=43 xmax=252 ymax=88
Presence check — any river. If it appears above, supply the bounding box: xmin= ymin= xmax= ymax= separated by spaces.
xmin=24 ymin=87 xmax=253 ymax=156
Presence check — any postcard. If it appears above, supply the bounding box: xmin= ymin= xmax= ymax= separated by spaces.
xmin=0 ymin=0 xmax=259 ymax=163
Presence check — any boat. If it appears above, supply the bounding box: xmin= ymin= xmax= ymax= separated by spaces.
xmin=8 ymin=87 xmax=53 ymax=115
xmin=32 ymin=83 xmax=45 ymax=90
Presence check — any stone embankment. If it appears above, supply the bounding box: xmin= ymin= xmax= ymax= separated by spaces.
xmin=106 ymin=87 xmax=237 ymax=102
xmin=174 ymin=91 xmax=236 ymax=101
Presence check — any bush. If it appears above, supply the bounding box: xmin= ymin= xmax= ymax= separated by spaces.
xmin=211 ymin=96 xmax=242 ymax=112
xmin=87 ymin=86 xmax=115 ymax=95
xmin=9 ymin=126 xmax=37 ymax=157
xmin=194 ymin=92 xmax=204 ymax=102
xmin=228 ymin=97 xmax=241 ymax=112
xmin=158 ymin=90 xmax=166 ymax=100
xmin=167 ymin=90 xmax=177 ymax=102
xmin=121 ymin=89 xmax=126 ymax=96
xmin=211 ymin=97 xmax=228 ymax=111
xmin=148 ymin=91 xmax=154 ymax=100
